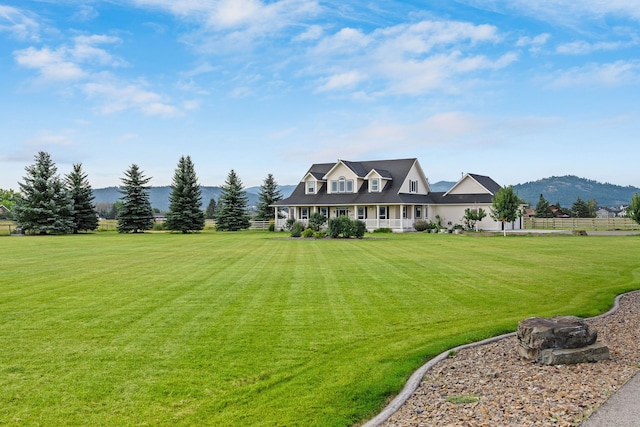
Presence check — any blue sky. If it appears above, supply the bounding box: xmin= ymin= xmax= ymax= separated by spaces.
xmin=1 ymin=1 xmax=639 ymax=191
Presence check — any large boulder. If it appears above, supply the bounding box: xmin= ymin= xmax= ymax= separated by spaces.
xmin=517 ymin=316 xmax=599 ymax=362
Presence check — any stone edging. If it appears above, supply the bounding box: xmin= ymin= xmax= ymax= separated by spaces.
xmin=361 ymin=290 xmax=635 ymax=427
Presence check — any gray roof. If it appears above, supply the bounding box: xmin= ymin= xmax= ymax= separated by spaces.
xmin=273 ymin=159 xmax=500 ymax=207
xmin=274 ymin=158 xmax=428 ymax=206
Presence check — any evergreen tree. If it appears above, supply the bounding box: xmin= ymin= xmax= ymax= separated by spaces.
xmin=215 ymin=169 xmax=250 ymax=231
xmin=534 ymin=194 xmax=553 ymax=218
xmin=571 ymin=197 xmax=597 ymax=218
xmin=117 ymin=164 xmax=154 ymax=233
xmin=255 ymin=173 xmax=283 ymax=220
xmin=490 ymin=185 xmax=521 ymax=237
xmin=14 ymin=151 xmax=74 ymax=234
xmin=627 ymin=193 xmax=640 ymax=225
xmin=205 ymin=198 xmax=217 ymax=219
xmin=65 ymin=163 xmax=98 ymax=233
xmin=165 ymin=156 xmax=205 ymax=233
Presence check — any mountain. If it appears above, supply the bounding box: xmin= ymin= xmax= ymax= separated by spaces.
xmin=430 ymin=180 xmax=456 ymax=192
xmin=93 ymin=185 xmax=297 ymax=211
xmin=514 ymin=176 xmax=639 ymax=208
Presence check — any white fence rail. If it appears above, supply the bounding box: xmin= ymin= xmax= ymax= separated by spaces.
xmin=524 ymin=217 xmax=639 ymax=231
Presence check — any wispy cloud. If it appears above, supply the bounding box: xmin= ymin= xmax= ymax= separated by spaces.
xmin=0 ymin=5 xmax=40 ymax=41
xmin=547 ymin=60 xmax=640 ymax=87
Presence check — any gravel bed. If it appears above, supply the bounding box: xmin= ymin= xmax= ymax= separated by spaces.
xmin=381 ymin=291 xmax=640 ymax=427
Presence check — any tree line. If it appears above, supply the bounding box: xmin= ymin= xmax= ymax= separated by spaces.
xmin=3 ymin=151 xmax=283 ymax=234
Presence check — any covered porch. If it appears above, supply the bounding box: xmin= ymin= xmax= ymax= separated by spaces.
xmin=275 ymin=204 xmax=429 ymax=232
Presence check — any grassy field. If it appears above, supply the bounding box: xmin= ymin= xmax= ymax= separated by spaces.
xmin=1 ymin=231 xmax=639 ymax=426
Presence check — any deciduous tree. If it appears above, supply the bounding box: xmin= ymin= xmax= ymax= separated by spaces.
xmin=117 ymin=164 xmax=154 ymax=233
xmin=627 ymin=193 xmax=640 ymax=225
xmin=65 ymin=163 xmax=98 ymax=233
xmin=14 ymin=151 xmax=74 ymax=234
xmin=215 ymin=169 xmax=250 ymax=231
xmin=490 ymin=185 xmax=521 ymax=237
xmin=165 ymin=156 xmax=205 ymax=233
xmin=255 ymin=173 xmax=282 ymax=220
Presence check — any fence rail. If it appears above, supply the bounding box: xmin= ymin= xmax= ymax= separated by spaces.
xmin=0 ymin=221 xmax=15 ymax=236
xmin=524 ymin=217 xmax=639 ymax=231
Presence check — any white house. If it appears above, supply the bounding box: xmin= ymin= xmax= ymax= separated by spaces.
xmin=273 ymin=158 xmax=522 ymax=232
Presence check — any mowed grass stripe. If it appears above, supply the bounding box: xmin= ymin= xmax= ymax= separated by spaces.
xmin=1 ymin=232 xmax=639 ymax=426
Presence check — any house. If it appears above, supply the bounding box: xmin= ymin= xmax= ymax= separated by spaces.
xmin=273 ymin=158 xmax=522 ymax=232
xmin=0 ymin=204 xmax=10 ymax=218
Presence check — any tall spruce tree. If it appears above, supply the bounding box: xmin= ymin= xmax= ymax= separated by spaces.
xmin=255 ymin=173 xmax=283 ymax=220
xmin=205 ymin=198 xmax=217 ymax=219
xmin=65 ymin=163 xmax=98 ymax=233
xmin=117 ymin=164 xmax=154 ymax=233
xmin=165 ymin=156 xmax=205 ymax=233
xmin=14 ymin=151 xmax=74 ymax=234
xmin=534 ymin=194 xmax=553 ymax=218
xmin=215 ymin=169 xmax=250 ymax=231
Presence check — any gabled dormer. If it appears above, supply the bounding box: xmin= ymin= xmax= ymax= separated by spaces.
xmin=323 ymin=160 xmax=361 ymax=194
xmin=364 ymin=169 xmax=392 ymax=193
xmin=302 ymin=171 xmax=325 ymax=195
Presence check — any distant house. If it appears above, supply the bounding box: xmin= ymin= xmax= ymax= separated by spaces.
xmin=596 ymin=208 xmax=615 ymax=219
xmin=549 ymin=205 xmax=570 ymax=218
xmin=273 ymin=158 xmax=523 ymax=232
xmin=0 ymin=204 xmax=10 ymax=217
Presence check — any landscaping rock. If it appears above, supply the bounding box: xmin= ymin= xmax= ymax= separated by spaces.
xmin=538 ymin=342 xmax=610 ymax=365
xmin=516 ymin=316 xmax=598 ymax=361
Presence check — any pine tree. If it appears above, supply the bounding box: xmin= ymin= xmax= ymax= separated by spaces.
xmin=534 ymin=194 xmax=553 ymax=218
xmin=165 ymin=156 xmax=205 ymax=233
xmin=14 ymin=151 xmax=74 ymax=234
xmin=205 ymin=198 xmax=217 ymax=219
xmin=255 ymin=173 xmax=283 ymax=220
xmin=215 ymin=169 xmax=250 ymax=231
xmin=117 ymin=164 xmax=154 ymax=233
xmin=65 ymin=163 xmax=98 ymax=233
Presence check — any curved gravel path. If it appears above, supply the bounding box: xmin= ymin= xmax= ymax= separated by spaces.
xmin=363 ymin=291 xmax=640 ymax=427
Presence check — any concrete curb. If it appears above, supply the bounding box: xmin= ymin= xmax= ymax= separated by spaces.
xmin=361 ymin=290 xmax=638 ymax=427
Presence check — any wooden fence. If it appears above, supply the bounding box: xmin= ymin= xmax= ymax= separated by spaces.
xmin=524 ymin=217 xmax=639 ymax=231
xmin=0 ymin=221 xmax=15 ymax=236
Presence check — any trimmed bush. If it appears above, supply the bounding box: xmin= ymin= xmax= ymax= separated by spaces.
xmin=290 ymin=221 xmax=304 ymax=237
xmin=302 ymin=228 xmax=314 ymax=238
xmin=413 ymin=219 xmax=429 ymax=232
xmin=327 ymin=216 xmax=366 ymax=238
xmin=372 ymin=227 xmax=393 ymax=234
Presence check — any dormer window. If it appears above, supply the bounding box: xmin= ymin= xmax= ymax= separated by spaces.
xmin=306 ymin=181 xmax=316 ymax=194
xmin=370 ymin=178 xmax=379 ymax=192
xmin=331 ymin=176 xmax=354 ymax=193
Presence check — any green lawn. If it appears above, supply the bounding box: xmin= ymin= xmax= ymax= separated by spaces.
xmin=1 ymin=231 xmax=639 ymax=426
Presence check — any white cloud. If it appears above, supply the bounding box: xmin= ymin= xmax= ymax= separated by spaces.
xmin=316 ymin=71 xmax=366 ymax=92
xmin=308 ymin=19 xmax=516 ymax=96
xmin=14 ymin=46 xmax=87 ymax=82
xmin=0 ymin=5 xmax=40 ymax=41
xmin=294 ymin=24 xmax=323 ymax=42
xmin=516 ymin=33 xmax=551 ymax=53
xmin=556 ymin=40 xmax=628 ymax=55
xmin=548 ymin=60 xmax=640 ymax=87
xmin=83 ymin=80 xmax=182 ymax=117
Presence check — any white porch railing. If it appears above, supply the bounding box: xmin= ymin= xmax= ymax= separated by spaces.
xmin=275 ymin=218 xmax=417 ymax=232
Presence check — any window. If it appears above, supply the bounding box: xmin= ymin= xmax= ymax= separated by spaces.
xmin=410 ymin=180 xmax=418 ymax=193
xmin=300 ymin=207 xmax=309 ymax=219
xmin=357 ymin=206 xmax=366 ymax=220
xmin=415 ymin=206 xmax=422 ymax=219
xmin=371 ymin=178 xmax=379 ymax=192
xmin=306 ymin=181 xmax=315 ymax=194
xmin=320 ymin=207 xmax=328 ymax=217
xmin=379 ymin=206 xmax=387 ymax=219
xmin=331 ymin=177 xmax=354 ymax=193
xmin=336 ymin=207 xmax=348 ymax=217
xmin=402 ymin=206 xmax=407 ymax=219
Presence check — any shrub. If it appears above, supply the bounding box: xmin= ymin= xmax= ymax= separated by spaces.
xmin=301 ymin=228 xmax=314 ymax=238
xmin=313 ymin=230 xmax=326 ymax=239
xmin=152 ymin=222 xmax=166 ymax=231
xmin=308 ymin=212 xmax=327 ymax=231
xmin=284 ymin=218 xmax=296 ymax=231
xmin=372 ymin=227 xmax=393 ymax=233
xmin=413 ymin=219 xmax=429 ymax=232
xmin=268 ymin=219 xmax=275 ymax=232
xmin=327 ymin=216 xmax=366 ymax=238
xmin=290 ymin=221 xmax=304 ymax=237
